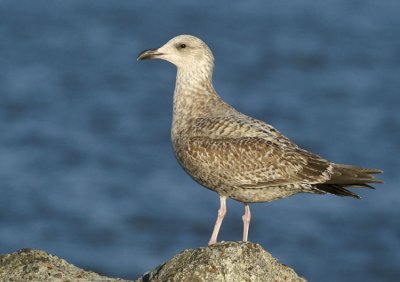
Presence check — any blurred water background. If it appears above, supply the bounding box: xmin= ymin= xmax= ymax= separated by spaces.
xmin=0 ymin=1 xmax=399 ymax=281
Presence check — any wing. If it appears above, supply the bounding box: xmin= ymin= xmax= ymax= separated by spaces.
xmin=179 ymin=116 xmax=382 ymax=198
xmin=183 ymin=136 xmax=332 ymax=189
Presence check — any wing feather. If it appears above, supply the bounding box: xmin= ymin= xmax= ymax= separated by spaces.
xmin=184 ymin=136 xmax=331 ymax=189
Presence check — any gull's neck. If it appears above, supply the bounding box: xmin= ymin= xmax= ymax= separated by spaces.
xmin=172 ymin=62 xmax=220 ymax=131
xmin=175 ymin=62 xmax=214 ymax=92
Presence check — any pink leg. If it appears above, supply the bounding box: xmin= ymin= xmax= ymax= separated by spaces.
xmin=208 ymin=196 xmax=227 ymax=245
xmin=242 ymin=203 xmax=251 ymax=242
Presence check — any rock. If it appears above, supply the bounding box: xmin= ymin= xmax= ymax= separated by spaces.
xmin=136 ymin=241 xmax=306 ymax=282
xmin=0 ymin=243 xmax=306 ymax=282
xmin=0 ymin=248 xmax=130 ymax=282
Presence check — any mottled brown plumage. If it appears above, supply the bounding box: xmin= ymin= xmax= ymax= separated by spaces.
xmin=137 ymin=35 xmax=382 ymax=245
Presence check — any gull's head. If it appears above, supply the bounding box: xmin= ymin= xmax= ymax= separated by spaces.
xmin=137 ymin=35 xmax=214 ymax=70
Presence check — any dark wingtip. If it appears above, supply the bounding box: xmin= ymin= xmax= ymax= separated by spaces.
xmin=316 ymin=184 xmax=363 ymax=199
xmin=345 ymin=191 xmax=361 ymax=199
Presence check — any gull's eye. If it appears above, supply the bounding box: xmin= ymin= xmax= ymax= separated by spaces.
xmin=180 ymin=44 xmax=186 ymax=49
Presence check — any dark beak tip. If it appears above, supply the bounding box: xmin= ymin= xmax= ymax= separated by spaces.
xmin=137 ymin=48 xmax=161 ymax=61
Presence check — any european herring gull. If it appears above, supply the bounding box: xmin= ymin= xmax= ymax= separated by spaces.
xmin=137 ymin=35 xmax=382 ymax=245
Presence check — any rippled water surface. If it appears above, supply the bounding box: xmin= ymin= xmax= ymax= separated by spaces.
xmin=0 ymin=1 xmax=399 ymax=281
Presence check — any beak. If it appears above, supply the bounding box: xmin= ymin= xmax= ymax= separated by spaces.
xmin=137 ymin=48 xmax=163 ymax=61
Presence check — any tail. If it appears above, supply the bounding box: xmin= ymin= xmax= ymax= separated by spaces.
xmin=315 ymin=164 xmax=383 ymax=199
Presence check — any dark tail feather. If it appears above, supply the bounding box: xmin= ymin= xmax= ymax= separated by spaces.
xmin=352 ymin=183 xmax=375 ymax=189
xmin=335 ymin=165 xmax=383 ymax=175
xmin=315 ymin=164 xmax=383 ymax=198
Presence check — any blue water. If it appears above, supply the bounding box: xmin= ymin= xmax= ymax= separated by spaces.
xmin=0 ymin=1 xmax=399 ymax=281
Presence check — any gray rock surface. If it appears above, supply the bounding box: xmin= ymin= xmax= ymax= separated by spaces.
xmin=0 ymin=248 xmax=129 ymax=282
xmin=0 ymin=243 xmax=306 ymax=281
xmin=136 ymin=241 xmax=306 ymax=282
